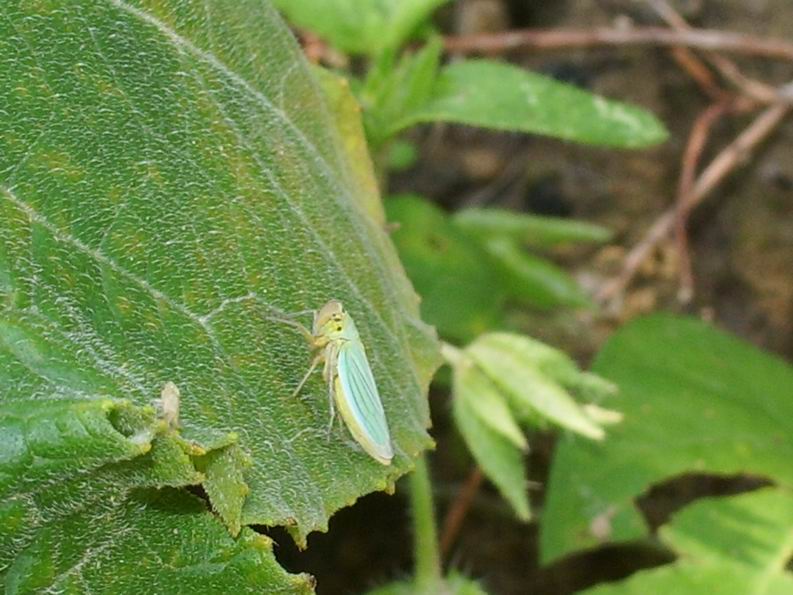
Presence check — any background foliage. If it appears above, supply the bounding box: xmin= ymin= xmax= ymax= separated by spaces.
xmin=543 ymin=315 xmax=793 ymax=564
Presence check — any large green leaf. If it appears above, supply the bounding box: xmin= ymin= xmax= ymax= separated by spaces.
xmin=541 ymin=315 xmax=793 ymax=563
xmin=0 ymin=397 xmax=154 ymax=496
xmin=272 ymin=0 xmax=448 ymax=56
xmin=583 ymin=488 xmax=793 ymax=595
xmin=1 ymin=0 xmax=437 ymax=572
xmin=0 ymin=397 xmax=312 ymax=592
xmin=6 ymin=481 xmax=314 ymax=594
xmin=390 ymin=60 xmax=668 ymax=148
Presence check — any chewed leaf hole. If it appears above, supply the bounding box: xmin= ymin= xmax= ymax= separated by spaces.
xmin=541 ymin=542 xmax=676 ymax=593
xmin=636 ymin=472 xmax=773 ymax=532
xmin=106 ymin=403 xmax=136 ymax=438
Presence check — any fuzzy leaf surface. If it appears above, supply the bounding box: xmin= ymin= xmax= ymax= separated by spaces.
xmin=0 ymin=0 xmax=438 ymax=554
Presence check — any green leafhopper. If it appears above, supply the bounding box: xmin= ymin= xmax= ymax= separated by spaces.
xmin=273 ymin=300 xmax=394 ymax=465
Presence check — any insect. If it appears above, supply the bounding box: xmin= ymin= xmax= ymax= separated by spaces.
xmin=273 ymin=300 xmax=394 ymax=465
xmin=154 ymin=381 xmax=181 ymax=429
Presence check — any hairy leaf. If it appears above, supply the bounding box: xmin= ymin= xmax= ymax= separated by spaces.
xmin=0 ymin=0 xmax=438 ymax=574
xmin=313 ymin=66 xmax=385 ymax=226
xmin=0 ymin=397 xmax=153 ymax=495
xmin=196 ymin=443 xmax=252 ymax=537
xmin=3 ymin=487 xmax=314 ymax=594
xmin=0 ymin=393 xmax=310 ymax=591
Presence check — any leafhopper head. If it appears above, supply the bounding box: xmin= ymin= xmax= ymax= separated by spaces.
xmin=313 ymin=299 xmax=346 ymax=337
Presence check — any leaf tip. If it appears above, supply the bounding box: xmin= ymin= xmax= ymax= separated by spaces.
xmin=578 ymin=424 xmax=606 ymax=441
xmin=583 ymin=404 xmax=624 ymax=426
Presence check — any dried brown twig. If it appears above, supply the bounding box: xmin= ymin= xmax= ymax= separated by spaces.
xmin=439 ymin=467 xmax=484 ymax=560
xmin=687 ymin=101 xmax=791 ymax=207
xmin=641 ymin=1 xmax=726 ymax=101
xmin=595 ymin=0 xmax=793 ymax=307
xmin=645 ymin=0 xmax=761 ymax=301
xmin=647 ymin=0 xmax=783 ymax=105
xmin=673 ymin=101 xmax=733 ymax=302
xmin=596 ymin=100 xmax=791 ymax=305
xmin=667 ymin=44 xmax=727 ymax=102
xmin=444 ymin=26 xmax=793 ymax=64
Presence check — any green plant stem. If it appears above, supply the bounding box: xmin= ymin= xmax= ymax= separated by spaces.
xmin=440 ymin=341 xmax=464 ymax=366
xmin=410 ymin=455 xmax=442 ymax=593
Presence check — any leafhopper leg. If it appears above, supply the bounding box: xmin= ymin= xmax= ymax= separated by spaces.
xmin=291 ymin=352 xmax=323 ymax=399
